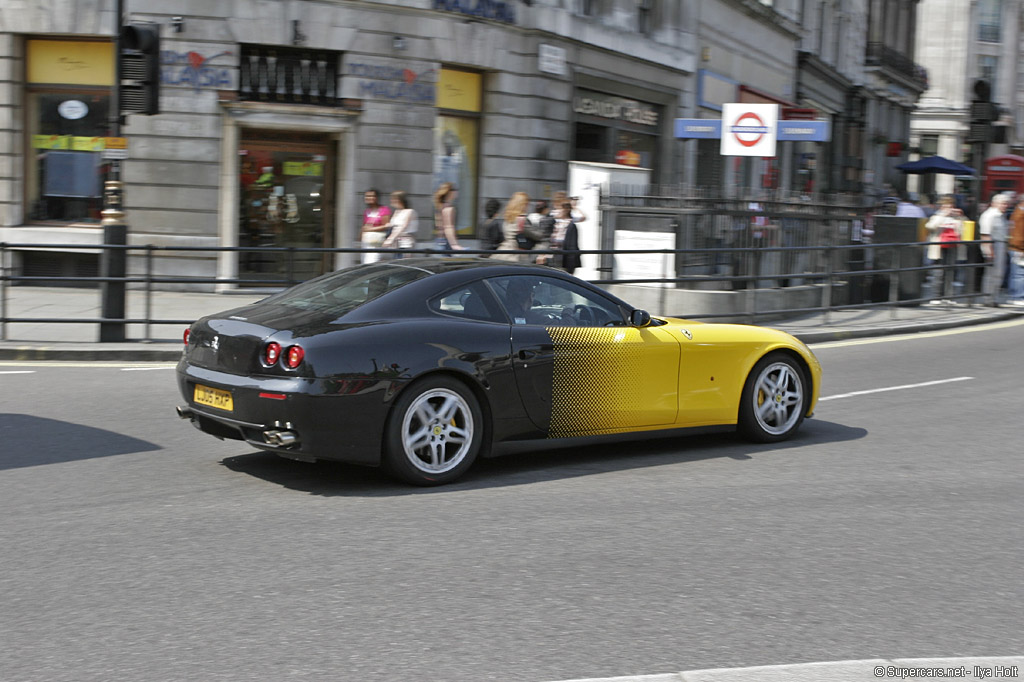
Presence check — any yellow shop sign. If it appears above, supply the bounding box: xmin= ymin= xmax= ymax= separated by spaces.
xmin=283 ymin=161 xmax=323 ymax=176
xmin=27 ymin=40 xmax=114 ymax=86
xmin=33 ymin=135 xmax=71 ymax=150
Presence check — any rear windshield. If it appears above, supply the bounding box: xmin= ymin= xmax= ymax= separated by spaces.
xmin=261 ymin=263 xmax=431 ymax=316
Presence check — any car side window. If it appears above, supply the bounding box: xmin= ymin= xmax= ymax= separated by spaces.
xmin=488 ymin=275 xmax=626 ymax=327
xmin=429 ymin=282 xmax=505 ymax=323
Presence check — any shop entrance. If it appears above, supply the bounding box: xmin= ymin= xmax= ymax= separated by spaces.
xmin=238 ymin=131 xmax=335 ymax=284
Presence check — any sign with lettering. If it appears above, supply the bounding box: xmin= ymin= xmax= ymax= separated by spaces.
xmin=349 ymin=62 xmax=436 ymax=103
xmin=71 ymin=137 xmax=105 ymax=151
xmin=573 ymin=90 xmax=659 ymax=127
xmin=432 ymin=0 xmax=516 ymax=24
xmin=721 ymin=103 xmax=778 ymax=156
xmin=283 ymin=161 xmax=323 ymax=176
xmin=437 ymin=68 xmax=481 ymax=112
xmin=776 ymin=120 xmax=830 ymax=141
xmin=539 ymin=45 xmax=567 ymax=77
xmin=673 ymin=119 xmax=722 ymax=139
xmin=675 ymin=118 xmax=830 ymax=145
xmin=32 ymin=135 xmax=71 ymax=150
xmin=27 ymin=40 xmax=114 ymax=86
xmin=161 ymin=50 xmax=233 ymax=93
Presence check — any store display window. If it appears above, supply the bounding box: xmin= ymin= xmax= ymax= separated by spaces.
xmin=25 ymin=40 xmax=114 ymax=223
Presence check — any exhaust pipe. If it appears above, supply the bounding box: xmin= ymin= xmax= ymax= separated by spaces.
xmin=264 ymin=430 xmax=300 ymax=447
xmin=176 ymin=405 xmax=194 ymax=420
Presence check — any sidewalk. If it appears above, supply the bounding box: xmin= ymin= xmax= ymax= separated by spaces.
xmin=0 ymin=286 xmax=1020 ymax=361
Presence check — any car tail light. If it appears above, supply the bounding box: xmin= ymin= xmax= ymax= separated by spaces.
xmin=264 ymin=342 xmax=282 ymax=366
xmin=284 ymin=345 xmax=305 ymax=370
xmin=183 ymin=328 xmax=191 ymax=347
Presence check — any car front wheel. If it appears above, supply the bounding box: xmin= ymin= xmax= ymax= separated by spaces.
xmin=383 ymin=376 xmax=483 ymax=485
xmin=738 ymin=353 xmax=808 ymax=443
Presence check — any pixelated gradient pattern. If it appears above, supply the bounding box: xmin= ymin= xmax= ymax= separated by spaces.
xmin=547 ymin=326 xmax=676 ymax=437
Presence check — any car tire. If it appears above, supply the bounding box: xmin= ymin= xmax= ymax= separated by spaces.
xmin=383 ymin=376 xmax=484 ymax=486
xmin=737 ymin=353 xmax=808 ymax=443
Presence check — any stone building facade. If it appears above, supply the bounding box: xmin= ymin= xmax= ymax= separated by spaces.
xmin=0 ymin=0 xmax=694 ymax=288
xmin=910 ymin=0 xmax=1023 ymax=197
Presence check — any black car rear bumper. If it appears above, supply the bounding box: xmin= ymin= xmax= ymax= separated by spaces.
xmin=176 ymin=362 xmax=394 ymax=466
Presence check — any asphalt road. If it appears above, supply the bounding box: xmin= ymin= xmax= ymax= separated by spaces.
xmin=1 ymin=319 xmax=1023 ymax=682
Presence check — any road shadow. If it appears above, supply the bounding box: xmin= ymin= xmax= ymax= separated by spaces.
xmin=0 ymin=414 xmax=162 ymax=470
xmin=220 ymin=419 xmax=866 ymax=497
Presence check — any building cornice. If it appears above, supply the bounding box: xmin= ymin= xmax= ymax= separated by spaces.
xmin=718 ymin=0 xmax=801 ymax=39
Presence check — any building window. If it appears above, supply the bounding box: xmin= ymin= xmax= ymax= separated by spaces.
xmin=978 ymin=55 xmax=998 ymax=96
xmin=434 ymin=68 xmax=481 ymax=237
xmin=978 ymin=0 xmax=1001 ymax=42
xmin=238 ymin=45 xmax=340 ymax=106
xmin=572 ymin=89 xmax=662 ymax=179
xmin=581 ymin=0 xmax=598 ymax=17
xmin=25 ymin=40 xmax=114 ymax=223
xmin=919 ymin=134 xmax=939 ymax=157
xmin=638 ymin=0 xmax=653 ymax=35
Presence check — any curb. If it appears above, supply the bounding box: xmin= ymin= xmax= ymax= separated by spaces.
xmin=787 ymin=309 xmax=1023 ymax=344
xmin=549 ymin=656 xmax=1024 ymax=682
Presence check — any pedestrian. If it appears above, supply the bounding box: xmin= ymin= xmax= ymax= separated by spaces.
xmin=547 ymin=202 xmax=581 ymax=275
xmin=381 ymin=190 xmax=418 ymax=256
xmin=360 ymin=188 xmax=392 ymax=264
xmin=492 ymin=192 xmax=545 ymax=263
xmin=527 ymin=199 xmax=555 ymax=264
xmin=924 ymin=195 xmax=964 ymax=304
xmin=1007 ymin=201 xmax=1024 ymax=305
xmin=553 ymin=190 xmax=588 ymax=223
xmin=895 ymin=191 xmax=926 ymax=218
xmin=433 ymin=182 xmax=463 ymax=252
xmin=477 ymin=198 xmax=503 ymax=255
xmin=978 ymin=192 xmax=1010 ymax=305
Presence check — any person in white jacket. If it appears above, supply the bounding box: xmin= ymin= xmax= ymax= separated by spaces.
xmin=924 ymin=196 xmax=964 ymax=304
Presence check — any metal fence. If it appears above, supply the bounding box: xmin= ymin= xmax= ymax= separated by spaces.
xmin=600 ymin=187 xmax=863 ymax=286
xmin=0 ymin=238 xmax=993 ymax=342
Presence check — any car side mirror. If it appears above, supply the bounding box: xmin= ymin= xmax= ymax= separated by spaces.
xmin=630 ymin=309 xmax=651 ymax=327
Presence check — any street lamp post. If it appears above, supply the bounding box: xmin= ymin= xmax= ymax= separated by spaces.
xmin=99 ymin=0 xmax=127 ymax=342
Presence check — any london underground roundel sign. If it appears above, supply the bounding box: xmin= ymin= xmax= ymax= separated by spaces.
xmin=720 ymin=103 xmax=780 ymax=157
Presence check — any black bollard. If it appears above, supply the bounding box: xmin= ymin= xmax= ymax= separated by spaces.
xmin=99 ymin=180 xmax=127 ymax=342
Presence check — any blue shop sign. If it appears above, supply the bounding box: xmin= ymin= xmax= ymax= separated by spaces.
xmin=433 ymin=0 xmax=516 ymax=24
xmin=674 ymin=118 xmax=830 ymax=142
xmin=674 ymin=119 xmax=722 ymax=139
xmin=777 ymin=120 xmax=830 ymax=142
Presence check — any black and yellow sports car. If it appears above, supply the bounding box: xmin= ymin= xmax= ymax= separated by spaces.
xmin=176 ymin=258 xmax=821 ymax=485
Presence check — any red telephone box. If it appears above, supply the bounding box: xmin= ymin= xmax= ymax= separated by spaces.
xmin=982 ymin=155 xmax=1024 ymax=200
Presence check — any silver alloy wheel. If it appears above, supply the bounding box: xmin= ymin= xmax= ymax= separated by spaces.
xmin=400 ymin=388 xmax=474 ymax=474
xmin=752 ymin=361 xmax=804 ymax=436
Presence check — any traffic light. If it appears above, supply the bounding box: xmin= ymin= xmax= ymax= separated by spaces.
xmin=967 ymin=79 xmax=994 ymax=144
xmin=119 ymin=23 xmax=160 ymax=116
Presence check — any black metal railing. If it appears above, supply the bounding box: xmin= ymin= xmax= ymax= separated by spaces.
xmin=0 ymin=240 xmax=997 ymax=342
xmin=866 ymin=41 xmax=928 ymax=88
xmin=238 ymin=44 xmax=339 ymax=106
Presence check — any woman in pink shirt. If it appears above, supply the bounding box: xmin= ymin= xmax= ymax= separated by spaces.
xmin=360 ymin=189 xmax=392 ymax=264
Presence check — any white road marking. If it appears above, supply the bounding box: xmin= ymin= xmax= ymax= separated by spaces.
xmin=0 ymin=370 xmax=35 ymax=375
xmin=810 ymin=315 xmax=1024 ymax=349
xmin=120 ymin=367 xmax=174 ymax=371
xmin=547 ymin=656 xmax=1024 ymax=682
xmin=0 ymin=361 xmax=177 ymax=369
xmin=819 ymin=376 xmax=974 ymax=402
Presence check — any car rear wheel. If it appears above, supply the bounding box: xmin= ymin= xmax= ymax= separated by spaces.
xmin=384 ymin=376 xmax=483 ymax=485
xmin=738 ymin=353 xmax=808 ymax=443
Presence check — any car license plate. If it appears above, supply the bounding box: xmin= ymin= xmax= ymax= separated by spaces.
xmin=194 ymin=384 xmax=233 ymax=411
